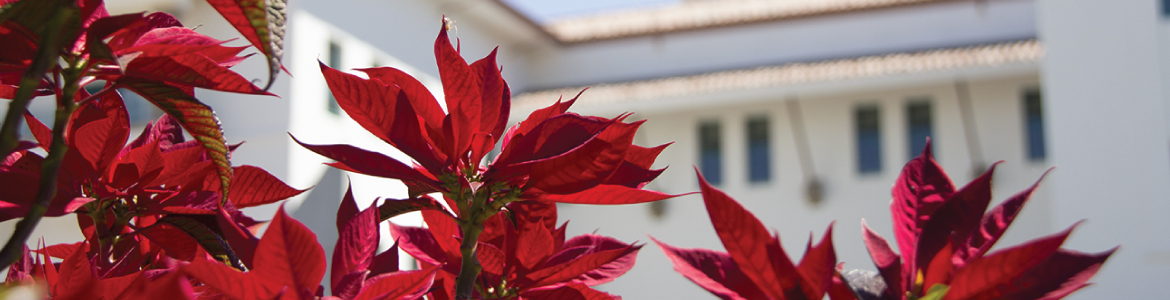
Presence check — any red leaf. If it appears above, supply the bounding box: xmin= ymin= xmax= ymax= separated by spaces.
xmin=69 ymin=90 xmax=130 ymax=172
xmin=423 ymin=209 xmax=463 ymax=266
xmin=521 ymin=283 xmax=620 ymax=300
xmin=434 ymin=19 xmax=482 ymax=163
xmin=204 ymin=0 xmax=285 ymax=90
xmin=122 ymin=53 xmax=269 ymax=95
xmin=53 ymin=242 xmax=97 ymax=299
xmin=513 ymin=215 xmax=556 ymax=271
xmin=319 ymin=62 xmax=445 ymax=173
xmin=354 ymin=265 xmax=439 ymax=300
xmin=331 ymin=195 xmax=379 ymax=292
xmin=488 ymin=114 xmax=609 ymax=183
xmin=997 ymin=248 xmax=1115 ymax=300
xmin=228 ymin=165 xmax=306 ymax=208
xmin=358 ymin=67 xmax=444 ymax=136
xmin=369 ymin=240 xmax=400 ymax=278
xmin=184 ymin=249 xmax=280 ymax=300
xmin=387 ymin=223 xmax=446 ymax=266
xmin=469 ymin=47 xmax=509 ymax=142
xmin=914 ymin=163 xmax=999 ymax=267
xmin=945 ymin=223 xmax=1078 ymax=300
xmin=252 ymin=205 xmax=326 ymax=295
xmin=962 ymin=169 xmax=1052 ymax=263
xmin=526 ymin=244 xmax=641 ymax=288
xmin=22 ymin=111 xmax=52 ymax=148
xmin=560 ymin=234 xmax=641 ymax=286
xmin=890 ymin=139 xmax=954 ymax=289
xmin=652 ymin=237 xmax=768 ymax=300
xmin=527 ymin=120 xmax=639 ymax=194
xmin=797 ymin=223 xmax=838 ymax=299
xmin=290 ymin=135 xmax=444 ymax=191
xmin=536 ymin=184 xmax=685 ymax=205
xmin=861 ymin=220 xmax=902 ymax=299
xmin=477 ymin=242 xmax=505 ymax=277
xmin=696 ymin=167 xmax=786 ymax=299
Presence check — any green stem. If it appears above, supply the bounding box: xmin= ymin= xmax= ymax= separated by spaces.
xmin=0 ymin=73 xmax=79 ymax=268
xmin=454 ymin=217 xmax=485 ymax=300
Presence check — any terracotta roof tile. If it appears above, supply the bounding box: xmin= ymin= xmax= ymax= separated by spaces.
xmin=513 ymin=39 xmax=1041 ymax=110
xmin=546 ymin=0 xmax=958 ymax=43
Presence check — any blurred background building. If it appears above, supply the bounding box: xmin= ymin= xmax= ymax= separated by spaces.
xmin=4 ymin=0 xmax=1167 ymax=298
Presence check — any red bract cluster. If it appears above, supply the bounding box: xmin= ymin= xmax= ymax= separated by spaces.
xmin=290 ymin=18 xmax=677 ymax=299
xmin=293 ymin=19 xmax=676 ymax=207
xmin=654 ymin=168 xmax=847 ymax=300
xmin=656 ymin=141 xmax=1115 ymax=300
xmin=391 ymin=201 xmax=638 ymax=299
xmin=855 ymin=141 xmax=1115 ymax=300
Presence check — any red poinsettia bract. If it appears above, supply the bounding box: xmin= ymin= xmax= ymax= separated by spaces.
xmin=654 ymin=168 xmax=843 ymax=300
xmin=853 ymin=140 xmax=1115 ymax=300
xmin=391 ymin=201 xmax=638 ymax=300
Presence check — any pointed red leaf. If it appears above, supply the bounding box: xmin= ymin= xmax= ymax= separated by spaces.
xmin=527 ymin=244 xmax=641 ymax=288
xmin=861 ymin=220 xmax=902 ymax=299
xmin=53 ymin=242 xmax=96 ymax=299
xmin=914 ymin=163 xmax=998 ymax=268
xmin=536 ymin=184 xmax=685 ymax=205
xmin=521 ymin=283 xmax=620 ymax=300
xmin=469 ymin=47 xmax=509 ymax=141
xmin=477 ymin=242 xmax=505 ymax=277
xmin=359 ymin=67 xmax=444 ymax=134
xmin=798 ymin=223 xmax=838 ymax=299
xmin=652 ymin=237 xmax=768 ymax=300
xmin=945 ymin=223 xmax=1078 ymax=300
xmin=228 ymin=165 xmax=306 ymax=208
xmin=890 ymin=139 xmax=954 ymax=288
xmin=434 ymin=19 xmax=482 ymax=162
xmin=387 ymin=223 xmax=447 ymax=266
xmin=513 ymin=216 xmax=556 ymax=271
xmin=527 ymin=120 xmax=639 ymax=194
xmin=354 ymin=265 xmax=439 ymax=300
xmin=488 ymin=113 xmax=609 ymax=183
xmin=696 ymin=167 xmax=786 ymax=299
xmin=557 ymin=234 xmax=642 ymax=286
xmin=331 ymin=197 xmax=379 ymax=292
xmin=252 ymin=205 xmax=326 ymax=295
xmin=423 ymin=209 xmax=463 ymax=265
xmin=962 ymin=169 xmax=1052 ymax=262
xmin=22 ymin=111 xmax=52 ymax=148
xmin=291 ymin=135 xmax=444 ymax=191
xmin=319 ymin=62 xmax=445 ymax=172
xmin=184 ymin=249 xmax=281 ymax=300
xmin=997 ymin=248 xmax=1115 ymax=300
xmin=204 ymin=0 xmax=285 ymax=90
xmin=70 ymin=91 xmax=130 ymax=172
xmin=122 ymin=53 xmax=269 ymax=95
xmin=369 ymin=240 xmax=400 ymax=278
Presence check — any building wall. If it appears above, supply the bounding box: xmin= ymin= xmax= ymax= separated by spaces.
xmin=557 ymin=73 xmax=1055 ymax=298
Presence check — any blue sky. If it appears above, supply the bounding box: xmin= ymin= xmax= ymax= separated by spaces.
xmin=500 ymin=0 xmax=680 ymax=23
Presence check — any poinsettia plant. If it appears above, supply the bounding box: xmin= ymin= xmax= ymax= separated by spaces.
xmin=293 ymin=18 xmax=681 ymax=299
xmin=0 ymin=0 xmax=287 ymax=269
xmin=657 ymin=141 xmax=1115 ymax=300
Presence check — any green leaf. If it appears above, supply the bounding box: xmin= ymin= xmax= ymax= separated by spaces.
xmin=918 ymin=284 xmax=949 ymax=300
xmin=204 ymin=0 xmax=287 ymax=91
xmin=377 ymin=196 xmax=450 ymax=223
xmin=158 ymin=215 xmax=243 ymax=269
xmin=117 ymin=79 xmax=232 ymax=204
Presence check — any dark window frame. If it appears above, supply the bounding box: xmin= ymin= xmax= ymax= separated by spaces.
xmin=856 ymin=104 xmax=882 ymax=174
xmin=906 ymin=98 xmax=933 ymax=159
xmin=745 ymin=115 xmax=771 ymax=183
xmin=698 ymin=120 xmax=723 ymax=185
xmin=1023 ymin=87 xmax=1045 ymax=162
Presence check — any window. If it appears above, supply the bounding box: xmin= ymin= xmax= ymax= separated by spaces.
xmin=698 ymin=121 xmax=722 ymax=184
xmin=856 ymin=105 xmax=881 ymax=173
xmin=906 ymin=100 xmax=933 ymax=159
xmin=1023 ymin=88 xmax=1045 ymax=161
xmin=745 ymin=116 xmax=770 ymax=182
xmin=326 ymin=40 xmax=342 ymax=114
xmin=1163 ymin=0 xmax=1170 ymax=18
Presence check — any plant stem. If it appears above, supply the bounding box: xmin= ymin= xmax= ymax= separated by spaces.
xmin=0 ymin=73 xmax=79 ymax=268
xmin=454 ymin=218 xmax=485 ymax=299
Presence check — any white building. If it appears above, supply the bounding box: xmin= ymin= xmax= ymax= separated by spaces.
xmin=3 ymin=0 xmax=1167 ymax=298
